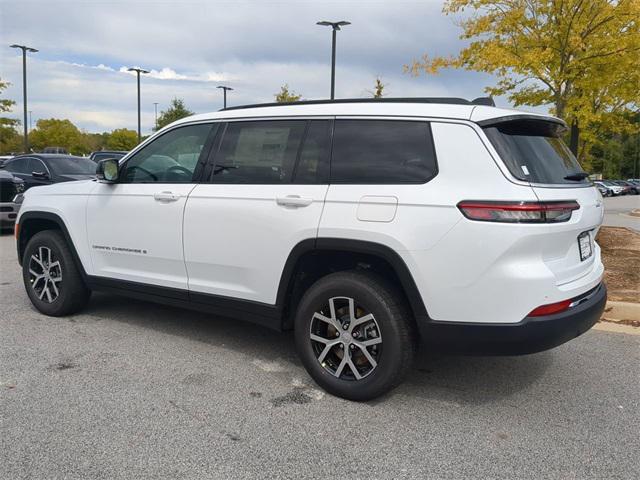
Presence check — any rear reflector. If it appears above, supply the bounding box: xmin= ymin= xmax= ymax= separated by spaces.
xmin=528 ymin=299 xmax=573 ymax=317
xmin=457 ymin=200 xmax=579 ymax=223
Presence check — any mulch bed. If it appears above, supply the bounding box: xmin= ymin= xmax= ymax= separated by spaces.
xmin=596 ymin=227 xmax=640 ymax=303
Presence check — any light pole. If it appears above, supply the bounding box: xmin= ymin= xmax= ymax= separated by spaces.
xmin=10 ymin=44 xmax=38 ymax=153
xmin=316 ymin=21 xmax=350 ymax=100
xmin=127 ymin=67 xmax=149 ymax=143
xmin=153 ymin=102 xmax=159 ymax=131
xmin=217 ymin=86 xmax=233 ymax=109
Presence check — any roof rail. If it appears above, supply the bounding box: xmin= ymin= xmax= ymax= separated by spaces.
xmin=221 ymin=97 xmax=474 ymax=111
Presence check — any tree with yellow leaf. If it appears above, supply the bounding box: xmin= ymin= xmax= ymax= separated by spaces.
xmin=406 ymin=0 xmax=640 ymax=162
xmin=275 ymin=84 xmax=302 ymax=103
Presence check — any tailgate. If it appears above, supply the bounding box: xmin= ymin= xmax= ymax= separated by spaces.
xmin=531 ymin=185 xmax=603 ymax=285
xmin=480 ymin=115 xmax=604 ymax=286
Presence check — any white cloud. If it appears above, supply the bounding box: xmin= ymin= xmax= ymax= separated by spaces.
xmin=118 ymin=66 xmax=230 ymax=83
xmin=69 ymin=62 xmax=116 ymax=72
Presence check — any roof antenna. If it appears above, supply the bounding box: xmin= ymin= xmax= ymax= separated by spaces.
xmin=471 ymin=96 xmax=495 ymax=107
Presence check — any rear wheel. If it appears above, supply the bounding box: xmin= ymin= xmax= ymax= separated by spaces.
xmin=294 ymin=271 xmax=416 ymax=401
xmin=22 ymin=230 xmax=90 ymax=316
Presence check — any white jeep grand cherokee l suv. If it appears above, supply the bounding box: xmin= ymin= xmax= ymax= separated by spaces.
xmin=15 ymin=98 xmax=606 ymax=400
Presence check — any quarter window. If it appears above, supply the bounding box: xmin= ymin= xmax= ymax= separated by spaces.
xmin=331 ymin=120 xmax=437 ymax=184
xmin=212 ymin=120 xmax=306 ymax=184
xmin=122 ymin=123 xmax=214 ymax=183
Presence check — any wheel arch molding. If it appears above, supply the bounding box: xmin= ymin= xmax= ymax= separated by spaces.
xmin=276 ymin=237 xmax=430 ymax=330
xmin=16 ymin=211 xmax=88 ymax=279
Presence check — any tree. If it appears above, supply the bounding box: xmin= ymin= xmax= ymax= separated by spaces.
xmin=106 ymin=128 xmax=138 ymax=150
xmin=406 ymin=0 xmax=640 ymax=162
xmin=275 ymin=84 xmax=302 ymax=103
xmin=0 ymin=78 xmax=22 ymax=154
xmin=367 ymin=77 xmax=386 ymax=98
xmin=29 ymin=119 xmax=85 ymax=154
xmin=590 ymin=112 xmax=640 ymax=177
xmin=82 ymin=132 xmax=109 ymax=153
xmin=156 ymin=98 xmax=194 ymax=130
xmin=0 ymin=121 xmax=21 ymax=154
xmin=0 ymin=78 xmax=17 ymax=117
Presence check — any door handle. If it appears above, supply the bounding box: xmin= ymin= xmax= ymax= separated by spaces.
xmin=154 ymin=191 xmax=181 ymax=202
xmin=276 ymin=195 xmax=313 ymax=208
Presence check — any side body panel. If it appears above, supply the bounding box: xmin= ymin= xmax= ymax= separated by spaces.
xmin=184 ymin=184 xmax=328 ymax=303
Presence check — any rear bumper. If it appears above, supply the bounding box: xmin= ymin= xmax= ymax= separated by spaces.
xmin=419 ymin=282 xmax=607 ymax=355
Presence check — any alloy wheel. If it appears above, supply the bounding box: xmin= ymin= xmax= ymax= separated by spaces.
xmin=28 ymin=246 xmax=62 ymax=303
xmin=309 ymin=296 xmax=382 ymax=380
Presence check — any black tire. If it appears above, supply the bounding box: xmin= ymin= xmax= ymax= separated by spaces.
xmin=22 ymin=230 xmax=90 ymax=316
xmin=294 ymin=270 xmax=416 ymax=401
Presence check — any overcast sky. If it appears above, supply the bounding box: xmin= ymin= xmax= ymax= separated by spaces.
xmin=1 ymin=0 xmax=543 ymax=135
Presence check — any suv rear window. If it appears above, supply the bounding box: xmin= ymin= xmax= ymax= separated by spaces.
xmin=331 ymin=120 xmax=437 ymax=184
xmin=483 ymin=119 xmax=588 ymax=185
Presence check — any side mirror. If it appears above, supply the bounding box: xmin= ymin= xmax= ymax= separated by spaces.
xmin=32 ymin=170 xmax=50 ymax=179
xmin=96 ymin=158 xmax=120 ymax=183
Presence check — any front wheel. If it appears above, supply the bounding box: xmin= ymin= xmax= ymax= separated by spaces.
xmin=294 ymin=271 xmax=416 ymax=401
xmin=22 ymin=230 xmax=90 ymax=316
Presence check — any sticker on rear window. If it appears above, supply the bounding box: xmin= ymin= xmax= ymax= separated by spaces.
xmin=521 ymin=165 xmax=530 ymax=175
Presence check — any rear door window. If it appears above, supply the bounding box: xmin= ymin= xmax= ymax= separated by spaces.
xmin=5 ymin=158 xmax=34 ymax=174
xmin=294 ymin=120 xmax=331 ymax=184
xmin=212 ymin=120 xmax=306 ymax=184
xmin=483 ymin=119 xmax=588 ymax=185
xmin=330 ymin=120 xmax=437 ymax=184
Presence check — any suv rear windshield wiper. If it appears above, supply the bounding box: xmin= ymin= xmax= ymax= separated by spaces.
xmin=564 ymin=172 xmax=589 ymax=181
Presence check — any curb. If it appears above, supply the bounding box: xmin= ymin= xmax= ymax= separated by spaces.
xmin=603 ymin=301 xmax=640 ymax=322
xmin=596 ymin=301 xmax=640 ymax=335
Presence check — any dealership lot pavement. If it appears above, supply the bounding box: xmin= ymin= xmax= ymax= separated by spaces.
xmin=603 ymin=195 xmax=640 ymax=231
xmin=1 ymin=232 xmax=638 ymax=479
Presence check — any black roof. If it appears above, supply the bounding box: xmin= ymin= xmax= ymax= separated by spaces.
xmin=222 ymin=96 xmax=495 ymax=111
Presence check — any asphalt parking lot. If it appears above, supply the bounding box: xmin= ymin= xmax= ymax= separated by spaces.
xmin=603 ymin=195 xmax=640 ymax=231
xmin=1 ymin=232 xmax=638 ymax=479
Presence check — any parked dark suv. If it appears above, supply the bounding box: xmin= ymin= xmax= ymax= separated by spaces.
xmin=2 ymin=154 xmax=96 ymax=191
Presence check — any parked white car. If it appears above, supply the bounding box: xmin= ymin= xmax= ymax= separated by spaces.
xmin=15 ymin=98 xmax=606 ymax=400
xmin=594 ymin=180 xmax=624 ymax=196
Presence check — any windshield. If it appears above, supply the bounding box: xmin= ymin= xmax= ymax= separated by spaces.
xmin=483 ymin=119 xmax=588 ymax=185
xmin=49 ymin=156 xmax=96 ymax=175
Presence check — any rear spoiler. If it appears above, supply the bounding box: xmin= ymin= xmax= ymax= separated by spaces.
xmin=471 ymin=97 xmax=496 ymax=107
xmin=476 ymin=114 xmax=568 ymax=133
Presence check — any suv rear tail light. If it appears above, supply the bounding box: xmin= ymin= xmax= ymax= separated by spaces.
xmin=457 ymin=201 xmax=579 ymax=223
